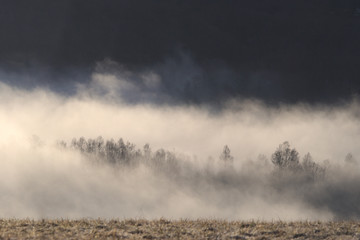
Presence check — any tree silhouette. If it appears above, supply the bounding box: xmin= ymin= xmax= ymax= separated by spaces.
xmin=302 ymin=152 xmax=325 ymax=181
xmin=271 ymin=141 xmax=300 ymax=171
xmin=219 ymin=145 xmax=234 ymax=168
xmin=345 ymin=153 xmax=357 ymax=165
xmin=143 ymin=143 xmax=151 ymax=161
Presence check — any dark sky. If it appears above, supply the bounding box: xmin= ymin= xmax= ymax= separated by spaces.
xmin=1 ymin=0 xmax=359 ymax=104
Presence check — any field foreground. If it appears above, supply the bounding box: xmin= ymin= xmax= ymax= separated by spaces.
xmin=1 ymin=219 xmax=360 ymax=239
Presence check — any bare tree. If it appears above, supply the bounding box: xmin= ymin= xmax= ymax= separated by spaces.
xmin=302 ymin=152 xmax=325 ymax=181
xmin=143 ymin=143 xmax=151 ymax=161
xmin=219 ymin=145 xmax=234 ymax=168
xmin=345 ymin=153 xmax=357 ymax=165
xmin=271 ymin=141 xmax=300 ymax=171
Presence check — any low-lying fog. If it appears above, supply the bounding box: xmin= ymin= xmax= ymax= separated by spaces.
xmin=1 ymin=75 xmax=360 ymax=220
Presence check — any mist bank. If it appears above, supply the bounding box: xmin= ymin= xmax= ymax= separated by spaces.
xmin=1 ymin=78 xmax=359 ymax=162
xmin=1 ymin=81 xmax=360 ymax=220
xmin=1 ymin=133 xmax=360 ymax=220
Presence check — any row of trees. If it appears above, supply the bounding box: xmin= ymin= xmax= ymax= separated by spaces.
xmin=58 ymin=137 xmax=356 ymax=181
xmin=59 ymin=137 xmax=236 ymax=169
xmin=59 ymin=137 xmax=138 ymax=164
xmin=58 ymin=137 xmax=184 ymax=171
xmin=218 ymin=141 xmax=329 ymax=181
xmin=271 ymin=141 xmax=326 ymax=181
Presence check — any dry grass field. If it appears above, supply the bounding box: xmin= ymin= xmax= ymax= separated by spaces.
xmin=1 ymin=219 xmax=360 ymax=239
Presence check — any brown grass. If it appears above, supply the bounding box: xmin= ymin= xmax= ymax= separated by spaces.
xmin=0 ymin=219 xmax=360 ymax=239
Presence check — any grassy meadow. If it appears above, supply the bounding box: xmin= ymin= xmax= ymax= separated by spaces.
xmin=1 ymin=219 xmax=360 ymax=239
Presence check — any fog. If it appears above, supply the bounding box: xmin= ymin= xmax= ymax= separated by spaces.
xmin=1 ymin=77 xmax=360 ymax=220
xmin=1 ymin=1 xmax=359 ymax=222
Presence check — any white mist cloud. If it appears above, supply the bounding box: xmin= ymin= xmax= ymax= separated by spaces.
xmin=0 ymin=80 xmax=360 ymax=220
